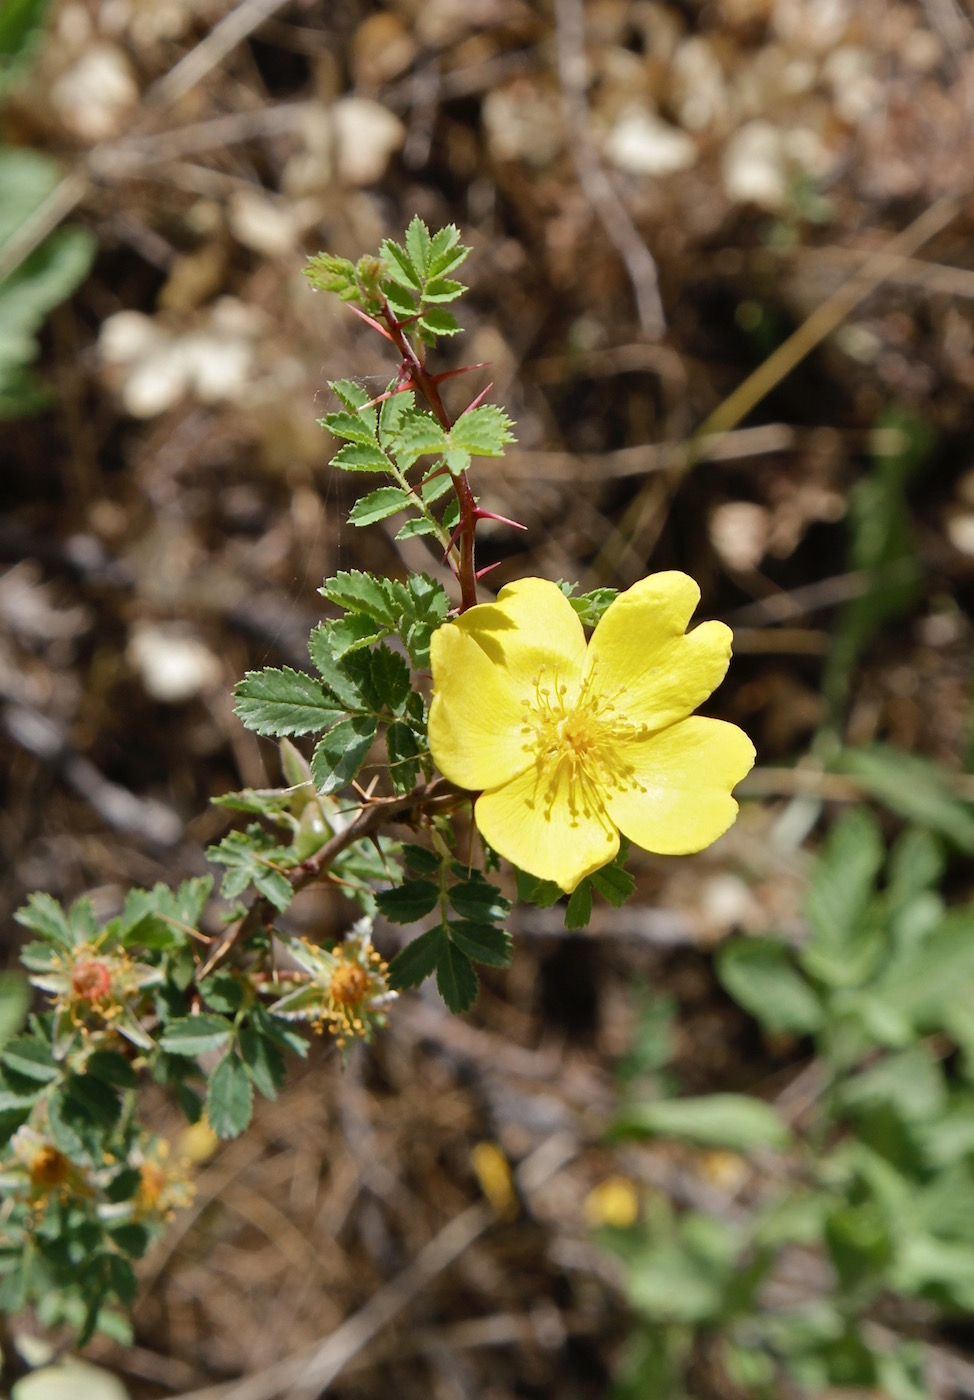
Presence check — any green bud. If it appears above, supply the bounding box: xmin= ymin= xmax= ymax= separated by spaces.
xmin=294 ymin=802 xmax=334 ymax=861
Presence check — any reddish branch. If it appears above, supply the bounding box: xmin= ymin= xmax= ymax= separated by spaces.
xmin=377 ymin=295 xmax=482 ymax=613
xmin=195 ymin=778 xmax=462 ymax=980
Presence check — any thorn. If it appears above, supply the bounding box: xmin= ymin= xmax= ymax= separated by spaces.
xmin=365 ymin=378 xmax=418 ymax=409
xmin=429 ymin=362 xmax=490 ymax=385
xmin=475 ymin=562 xmax=503 ymax=580
xmin=348 ymin=304 xmax=394 ymax=341
xmin=420 ymin=464 xmax=452 ymax=485
xmin=473 ymin=507 xmax=527 ymax=531
xmin=459 ymin=382 xmax=495 ymax=414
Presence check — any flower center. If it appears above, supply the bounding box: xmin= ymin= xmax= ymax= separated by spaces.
xmin=30 ymin=1146 xmax=71 ymax=1189
xmin=330 ymin=962 xmax=370 ymax=1006
xmin=521 ymin=665 xmax=649 ymax=826
xmin=71 ymin=958 xmax=112 ymax=1003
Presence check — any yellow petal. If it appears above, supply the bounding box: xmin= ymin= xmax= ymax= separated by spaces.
xmin=429 ymin=578 xmax=588 ymax=793
xmin=428 ymin=621 xmax=534 ymax=791
xmin=604 ymin=717 xmax=755 ymax=855
xmin=457 ymin=577 xmax=587 ymax=693
xmin=474 ymin=762 xmax=619 ymax=893
xmin=585 ymin=573 xmax=733 ymax=734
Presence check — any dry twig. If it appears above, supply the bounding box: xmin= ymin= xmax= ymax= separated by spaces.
xmin=553 ymin=0 xmax=666 ymax=340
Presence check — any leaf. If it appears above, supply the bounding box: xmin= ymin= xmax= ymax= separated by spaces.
xmin=304 ymin=253 xmax=356 ymax=296
xmin=801 ymin=808 xmax=885 ymax=987
xmin=396 ymin=515 xmax=439 ymax=540
xmin=158 ymin=1014 xmax=233 ymax=1057
xmin=1 ymin=1036 xmax=59 ymax=1083
xmin=331 ymin=441 xmax=394 ymax=473
xmin=418 ymin=308 xmax=460 ymax=339
xmin=591 ymin=858 xmax=636 ymax=907
xmin=388 ymin=410 xmax=448 ymax=469
xmin=0 ymin=226 xmax=96 ymax=418
xmin=838 ymin=1045 xmax=947 ymax=1124
xmin=378 ymin=386 xmax=414 ymax=438
xmin=84 ymin=1050 xmax=138 ymax=1089
xmin=377 ymin=878 xmax=440 ymax=923
xmin=566 ymin=586 xmax=619 ymax=627
xmin=895 ymin=1233 xmax=974 ymax=1309
xmin=387 ymin=719 xmax=422 ymax=793
xmin=435 ymin=940 xmax=478 ymax=1013
xmin=251 ymin=1005 xmax=309 ymax=1058
xmin=311 ymin=715 xmax=377 ymax=794
xmin=565 ymin=881 xmax=593 ymax=929
xmin=329 ymin=377 xmax=376 ymax=419
xmin=206 ymin=1051 xmax=254 ymax=1139
xmin=239 ymin=1027 xmax=286 ymax=1100
xmin=321 ymin=409 xmax=381 ymax=446
xmin=835 ymin=746 xmax=974 ymax=853
xmin=395 ymin=573 xmax=451 ymax=668
xmin=450 ymin=404 xmax=516 ymax=457
xmin=308 ymin=624 xmax=377 ymax=710
xmin=427 ymin=224 xmax=469 ymax=278
xmin=823 ymin=408 xmax=929 ymax=711
xmin=0 ymin=0 xmax=54 ymax=94
xmin=874 ymin=908 xmax=974 ymax=1028
xmin=14 ymin=891 xmax=72 ymax=947
xmin=348 ymin=486 xmax=412 ymax=526
xmin=402 ymin=843 xmax=441 ymax=875
xmin=405 ymin=215 xmax=432 ymax=278
xmin=826 ymin=1201 xmax=893 ymax=1294
xmin=388 ymin=927 xmax=443 ymax=989
xmin=120 ymin=876 xmax=212 ymax=950
xmin=612 ymin=1094 xmax=791 ymax=1151
xmin=422 ymin=276 xmax=465 ymax=303
xmin=61 ymin=1072 xmax=122 ymax=1131
xmin=66 ymin=895 xmax=99 ymax=945
xmin=109 ymin=1223 xmax=153 ymax=1260
xmin=625 ymin=1241 xmax=729 ymax=1325
xmin=0 ymin=147 xmax=59 ymax=254
xmin=448 ymin=920 xmax=512 ymax=968
xmin=420 ymin=469 xmax=453 ymax=505
xmin=199 ymin=971 xmax=244 ymax=1014
xmin=0 ymin=973 xmax=30 ymax=1049
xmin=448 ymin=874 xmax=510 ymax=923
xmin=515 ymin=870 xmax=562 ymax=909
xmin=320 ymin=570 xmax=397 ymax=625
xmin=717 ymin=937 xmax=823 ymax=1034
xmin=234 ymin=667 xmax=344 ymax=738
xmin=370 ymin=645 xmax=410 ymax=713
xmin=379 ymin=237 xmax=422 ymax=289
xmin=207 ymin=830 xmax=295 ymax=911
xmin=887 ymin=827 xmax=946 ymax=907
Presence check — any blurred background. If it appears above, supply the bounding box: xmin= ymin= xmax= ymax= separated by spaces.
xmin=4 ymin=0 xmax=974 ymax=1396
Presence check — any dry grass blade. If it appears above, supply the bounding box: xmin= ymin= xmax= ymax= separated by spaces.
xmin=173 ymin=1136 xmax=579 ymax=1400
xmin=553 ymin=0 xmax=666 ymax=340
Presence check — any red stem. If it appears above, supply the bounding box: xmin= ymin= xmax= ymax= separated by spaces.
xmin=377 ymin=295 xmax=480 ymax=612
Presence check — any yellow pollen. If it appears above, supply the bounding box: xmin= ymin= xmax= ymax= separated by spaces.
xmin=521 ymin=667 xmax=649 ymax=830
xmin=30 ymin=1146 xmax=70 ymax=1189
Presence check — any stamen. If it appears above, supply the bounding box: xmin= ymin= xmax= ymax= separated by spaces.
xmin=521 ymin=662 xmax=647 ymax=832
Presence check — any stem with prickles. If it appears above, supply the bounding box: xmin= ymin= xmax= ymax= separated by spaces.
xmin=378 ymin=297 xmax=480 ymax=613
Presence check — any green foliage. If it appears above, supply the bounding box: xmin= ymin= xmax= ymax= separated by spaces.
xmin=0 ymin=148 xmax=96 ymax=417
xmin=834 ymin=743 xmax=974 ymax=852
xmin=823 ymin=409 xmax=930 ymax=713
xmin=306 ymin=217 xmax=470 ymax=346
xmin=605 ymin=813 xmax=974 ymax=1398
xmin=0 ymin=0 xmax=54 ymax=94
xmin=384 ymin=854 xmax=513 ymax=1013
xmin=612 ymin=1094 xmax=791 ymax=1152
xmin=320 ymin=380 xmax=514 ymax=542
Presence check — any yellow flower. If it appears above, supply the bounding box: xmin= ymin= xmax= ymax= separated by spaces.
xmin=428 ymin=574 xmax=754 ymax=893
